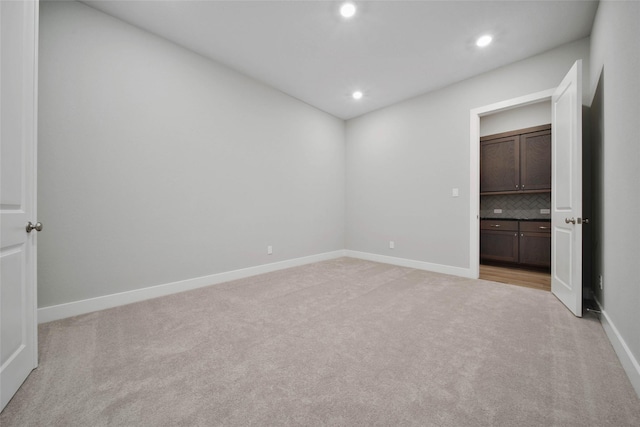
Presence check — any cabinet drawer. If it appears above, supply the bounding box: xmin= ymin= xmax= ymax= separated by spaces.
xmin=520 ymin=221 xmax=551 ymax=233
xmin=480 ymin=220 xmax=518 ymax=232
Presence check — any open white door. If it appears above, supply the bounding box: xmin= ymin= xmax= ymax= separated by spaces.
xmin=551 ymin=60 xmax=583 ymax=317
xmin=1 ymin=0 xmax=39 ymax=411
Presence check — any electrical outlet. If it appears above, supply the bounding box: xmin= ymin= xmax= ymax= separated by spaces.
xmin=540 ymin=208 xmax=550 ymax=214
xmin=599 ymin=275 xmax=603 ymax=290
xmin=494 ymin=209 xmax=502 ymax=214
xmin=389 ymin=241 xmax=395 ymax=249
xmin=267 ymin=245 xmax=273 ymax=255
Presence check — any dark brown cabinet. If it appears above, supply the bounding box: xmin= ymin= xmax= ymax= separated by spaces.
xmin=480 ymin=135 xmax=519 ymax=193
xmin=518 ymin=221 xmax=551 ymax=267
xmin=480 ymin=220 xmax=550 ymax=268
xmin=520 ymin=129 xmax=552 ymax=191
xmin=481 ymin=125 xmax=551 ymax=194
xmin=480 ymin=220 xmax=519 ymax=263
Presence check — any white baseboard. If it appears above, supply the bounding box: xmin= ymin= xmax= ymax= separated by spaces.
xmin=38 ymin=250 xmax=347 ymax=324
xmin=345 ymin=250 xmax=474 ymax=279
xmin=595 ymin=298 xmax=640 ymax=398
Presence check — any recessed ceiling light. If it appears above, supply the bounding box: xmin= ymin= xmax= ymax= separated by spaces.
xmin=476 ymin=35 xmax=493 ymax=47
xmin=352 ymin=91 xmax=363 ymax=100
xmin=340 ymin=2 xmax=357 ymax=19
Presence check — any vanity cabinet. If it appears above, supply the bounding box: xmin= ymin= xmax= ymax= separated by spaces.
xmin=480 ymin=125 xmax=551 ymax=194
xmin=480 ymin=220 xmax=551 ymax=268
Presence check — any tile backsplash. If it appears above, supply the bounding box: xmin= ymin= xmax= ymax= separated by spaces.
xmin=480 ymin=193 xmax=551 ymax=219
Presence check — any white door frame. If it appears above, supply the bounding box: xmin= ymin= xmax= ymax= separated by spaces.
xmin=468 ymin=89 xmax=555 ymax=279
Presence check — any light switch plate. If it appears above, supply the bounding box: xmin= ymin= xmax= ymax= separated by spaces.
xmin=452 ymin=188 xmax=459 ymax=197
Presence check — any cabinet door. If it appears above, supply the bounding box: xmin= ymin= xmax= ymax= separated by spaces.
xmin=519 ymin=232 xmax=551 ymax=267
xmin=480 ymin=230 xmax=519 ymax=263
xmin=520 ymin=130 xmax=551 ymax=191
xmin=480 ymin=135 xmax=519 ymax=193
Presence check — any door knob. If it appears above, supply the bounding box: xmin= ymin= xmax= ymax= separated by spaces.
xmin=26 ymin=221 xmax=43 ymax=233
xmin=565 ymin=217 xmax=576 ymax=224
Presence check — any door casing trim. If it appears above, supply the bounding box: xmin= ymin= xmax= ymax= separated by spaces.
xmin=469 ymin=89 xmax=555 ymax=278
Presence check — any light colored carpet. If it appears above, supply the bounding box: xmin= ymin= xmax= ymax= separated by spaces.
xmin=2 ymin=257 xmax=639 ymax=426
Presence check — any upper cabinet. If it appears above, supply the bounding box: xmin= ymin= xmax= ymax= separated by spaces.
xmin=480 ymin=134 xmax=519 ymax=192
xmin=520 ymin=129 xmax=552 ymax=191
xmin=480 ymin=124 xmax=551 ymax=195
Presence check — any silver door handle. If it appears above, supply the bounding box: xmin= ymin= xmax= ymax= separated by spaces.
xmin=26 ymin=221 xmax=43 ymax=233
xmin=565 ymin=217 xmax=576 ymax=224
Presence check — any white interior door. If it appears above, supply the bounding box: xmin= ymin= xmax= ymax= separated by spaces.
xmin=1 ymin=0 xmax=39 ymax=411
xmin=551 ymin=60 xmax=583 ymax=317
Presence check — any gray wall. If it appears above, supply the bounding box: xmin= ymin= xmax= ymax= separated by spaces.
xmin=480 ymin=101 xmax=551 ymax=137
xmin=589 ymin=0 xmax=640 ymax=385
xmin=345 ymin=38 xmax=590 ymax=269
xmin=38 ymin=1 xmax=345 ymax=307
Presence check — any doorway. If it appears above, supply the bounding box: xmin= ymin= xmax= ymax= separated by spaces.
xmin=468 ymin=89 xmax=556 ymax=282
xmin=478 ymin=104 xmax=553 ymax=291
xmin=470 ymin=61 xmax=585 ymax=317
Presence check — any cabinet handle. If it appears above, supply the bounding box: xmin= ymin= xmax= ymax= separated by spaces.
xmin=522 ymin=184 xmax=525 ymax=189
xmin=538 ymin=226 xmax=549 ymax=230
xmin=521 ymin=233 xmax=524 ymax=237
xmin=515 ymin=184 xmax=519 ymax=189
xmin=490 ymin=224 xmax=501 ymax=227
xmin=514 ymin=233 xmax=517 ymax=237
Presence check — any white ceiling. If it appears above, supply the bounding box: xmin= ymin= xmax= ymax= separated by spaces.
xmin=81 ymin=0 xmax=598 ymax=120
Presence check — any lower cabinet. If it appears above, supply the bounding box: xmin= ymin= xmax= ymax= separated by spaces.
xmin=480 ymin=220 xmax=550 ymax=268
xmin=480 ymin=220 xmax=519 ymax=263
xmin=518 ymin=222 xmax=551 ymax=267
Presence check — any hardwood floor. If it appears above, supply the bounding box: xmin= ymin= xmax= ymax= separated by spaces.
xmin=479 ymin=264 xmax=551 ymax=291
